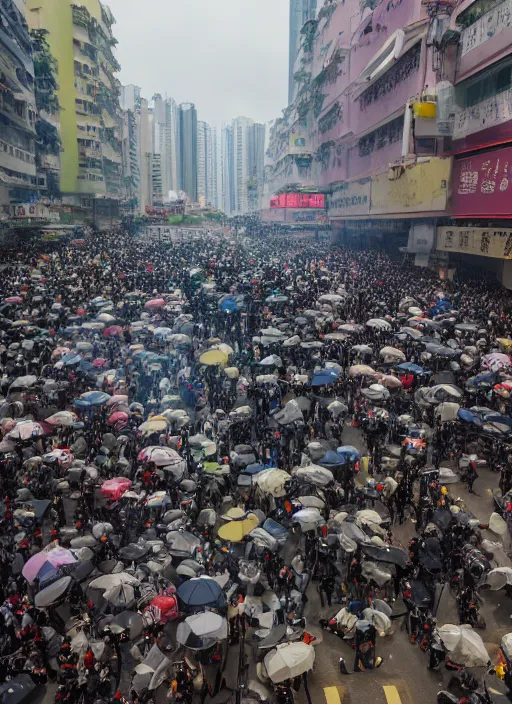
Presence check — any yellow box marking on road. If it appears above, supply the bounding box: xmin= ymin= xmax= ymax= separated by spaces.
xmin=324 ymin=686 xmax=342 ymax=704
xmin=383 ymin=685 xmax=402 ymax=704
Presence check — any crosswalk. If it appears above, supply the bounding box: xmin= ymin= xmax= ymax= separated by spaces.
xmin=319 ymin=683 xmax=407 ymax=704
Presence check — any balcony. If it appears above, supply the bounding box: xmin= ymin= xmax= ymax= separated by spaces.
xmin=79 ymin=147 xmax=102 ymax=159
xmin=0 ymin=137 xmax=36 ymax=176
xmin=458 ymin=0 xmax=512 ymax=80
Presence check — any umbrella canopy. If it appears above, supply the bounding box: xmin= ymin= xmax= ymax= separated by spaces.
xmin=264 ymin=642 xmax=315 ymax=683
xmin=138 ymin=418 xmax=169 ymax=435
xmin=176 ymin=612 xmax=228 ymax=650
xmin=367 ymin=318 xmax=392 ymax=331
xmin=437 ymin=624 xmax=490 ymax=667
xmin=8 ymin=420 xmax=46 ymax=440
xmin=295 ymin=465 xmax=333 ymax=486
xmin=380 ymin=346 xmax=406 ymax=362
xmin=138 ymin=446 xmax=184 ymax=467
xmin=145 ymin=298 xmax=165 ymax=309
xmin=218 ymin=513 xmax=259 ymax=542
xmin=177 ymin=576 xmax=226 ymax=609
xmin=482 ymin=352 xmax=512 ymax=372
xmin=23 ymin=546 xmax=77 ymax=583
xmin=256 ymin=468 xmax=290 ymax=497
xmin=311 ymin=368 xmax=340 ymax=387
xmin=199 ymin=349 xmax=228 ymax=367
xmin=348 ymin=364 xmax=376 ymax=377
xmin=45 ymin=411 xmax=78 ymax=427
xmin=34 ymin=576 xmax=72 ymax=607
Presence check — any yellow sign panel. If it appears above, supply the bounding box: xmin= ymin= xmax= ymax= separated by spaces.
xmin=289 ymin=126 xmax=308 ymax=154
xmin=371 ymin=158 xmax=451 ymax=215
xmin=437 ymin=226 xmax=512 ymax=259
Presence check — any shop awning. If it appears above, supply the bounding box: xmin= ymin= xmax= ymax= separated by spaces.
xmin=352 ymin=22 xmax=427 ymax=100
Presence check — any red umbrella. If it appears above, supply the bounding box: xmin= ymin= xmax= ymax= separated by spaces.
xmin=4 ymin=296 xmax=22 ymax=304
xmin=93 ymin=358 xmax=107 ymax=367
xmin=149 ymin=594 xmax=179 ymax=623
xmin=145 ymin=298 xmax=165 ymax=309
xmin=107 ymin=411 xmax=129 ymax=426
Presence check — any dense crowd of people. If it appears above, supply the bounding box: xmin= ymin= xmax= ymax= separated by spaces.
xmin=0 ymin=227 xmax=512 ymax=704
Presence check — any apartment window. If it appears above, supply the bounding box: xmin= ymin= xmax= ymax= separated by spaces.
xmin=458 ymin=58 xmax=512 ymax=107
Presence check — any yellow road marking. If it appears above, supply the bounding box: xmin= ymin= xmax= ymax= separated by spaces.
xmin=324 ymin=686 xmax=342 ymax=704
xmin=383 ymin=685 xmax=402 ymax=704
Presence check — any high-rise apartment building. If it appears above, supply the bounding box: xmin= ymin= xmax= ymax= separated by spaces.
xmin=197 ymin=119 xmax=207 ymax=204
xmin=25 ymin=0 xmax=124 ymax=206
xmin=179 ymin=101 xmax=197 ymax=202
xmin=120 ymin=84 xmax=141 ymax=209
xmin=0 ymin=0 xmax=37 ymax=207
xmin=247 ymin=122 xmax=266 ymax=212
xmin=288 ymin=0 xmax=317 ymax=103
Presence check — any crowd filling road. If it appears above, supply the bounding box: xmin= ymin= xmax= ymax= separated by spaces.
xmin=2 ymin=228 xmax=512 ymax=704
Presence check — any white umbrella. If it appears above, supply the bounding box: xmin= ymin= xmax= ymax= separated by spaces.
xmin=437 ymin=624 xmax=490 ymax=667
xmin=89 ymin=572 xmax=139 ymax=591
xmin=367 ymin=318 xmax=392 ymax=331
xmin=292 ymin=507 xmax=325 ymax=532
xmin=264 ymin=642 xmax=315 ymax=683
xmin=256 ymin=468 xmax=290 ymax=498
xmin=379 ymin=346 xmax=406 ymax=362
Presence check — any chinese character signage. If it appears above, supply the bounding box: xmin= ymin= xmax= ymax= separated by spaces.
xmin=461 ymin=0 xmax=512 ymax=57
xmin=328 ymin=181 xmax=371 ymax=217
xmin=269 ymin=194 xmax=325 ymax=209
xmin=452 ymin=148 xmax=512 ymax=217
xmin=288 ymin=210 xmax=327 ymax=224
xmin=453 ymin=89 xmax=512 ymax=141
xmin=437 ymin=226 xmax=512 ymax=259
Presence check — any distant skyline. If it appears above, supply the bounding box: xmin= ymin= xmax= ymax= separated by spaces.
xmin=106 ymin=0 xmax=290 ymax=125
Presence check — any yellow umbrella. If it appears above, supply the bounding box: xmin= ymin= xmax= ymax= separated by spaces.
xmin=138 ymin=418 xmax=169 ymax=434
xmin=210 ymin=343 xmax=234 ymax=357
xmin=217 ymin=513 xmax=259 ymax=542
xmin=11 ymin=320 xmax=30 ymax=328
xmin=199 ymin=349 xmax=228 ymax=367
xmin=222 ymin=507 xmax=246 ymax=521
xmin=497 ymin=338 xmax=512 ymax=351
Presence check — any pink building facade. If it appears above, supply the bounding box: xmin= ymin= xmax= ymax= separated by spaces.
xmin=264 ymin=0 xmax=453 ymax=261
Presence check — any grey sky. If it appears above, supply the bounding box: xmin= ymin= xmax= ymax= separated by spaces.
xmin=106 ymin=0 xmax=289 ymax=126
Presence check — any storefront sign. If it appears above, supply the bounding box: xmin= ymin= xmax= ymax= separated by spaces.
xmin=437 ymin=226 xmax=512 ymax=259
xmin=453 ymin=88 xmax=512 ymax=141
xmin=328 ymin=181 xmax=371 ymax=217
xmin=452 ymin=147 xmax=512 ymax=217
xmin=9 ymin=204 xmax=59 ymax=221
xmin=371 ymin=158 xmax=450 ymax=215
xmin=287 ymin=209 xmax=327 ymax=223
xmin=270 ymin=193 xmax=325 ymax=208
xmin=461 ymin=0 xmax=512 ymax=57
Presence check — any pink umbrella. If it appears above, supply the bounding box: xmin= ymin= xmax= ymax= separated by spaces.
xmin=93 ymin=357 xmax=108 ymax=367
xmin=101 ymin=477 xmax=132 ymax=500
xmin=107 ymin=411 xmax=129 ymax=426
xmin=104 ymin=326 xmax=123 ymax=338
xmin=51 ymin=347 xmax=71 ymax=360
xmin=145 ymin=298 xmax=165 ymax=309
xmin=22 ymin=546 xmax=77 ymax=583
xmin=7 ymin=420 xmax=46 ymax=440
xmin=4 ymin=296 xmax=23 ymax=304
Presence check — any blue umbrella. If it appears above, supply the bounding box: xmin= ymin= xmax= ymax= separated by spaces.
xmin=80 ymin=391 xmax=110 ymax=406
xmin=337 ymin=445 xmax=361 ymax=462
xmin=397 ymin=362 xmax=430 ymax=376
xmin=242 ymin=463 xmax=270 ymax=475
xmin=61 ymin=353 xmax=82 ymax=366
xmin=220 ymin=297 xmax=240 ymax=313
xmin=73 ymin=398 xmax=92 ymax=410
xmin=466 ymin=372 xmax=496 ymax=390
xmin=263 ymin=518 xmax=289 ymax=540
xmin=311 ymin=368 xmax=340 ymax=387
xmin=177 ymin=577 xmax=226 ymax=609
xmin=318 ymin=450 xmax=346 ymax=468
xmin=457 ymin=409 xmax=483 ymax=425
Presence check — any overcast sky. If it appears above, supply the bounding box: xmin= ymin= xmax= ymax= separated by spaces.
xmin=106 ymin=0 xmax=289 ymax=126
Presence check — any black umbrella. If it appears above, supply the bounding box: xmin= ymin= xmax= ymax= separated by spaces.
xmin=360 ymin=544 xmax=408 ymax=567
xmin=0 ymin=675 xmax=36 ymax=704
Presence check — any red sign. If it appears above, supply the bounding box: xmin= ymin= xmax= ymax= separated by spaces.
xmin=452 ymin=147 xmax=512 ymax=218
xmin=270 ymin=193 xmax=325 ymax=209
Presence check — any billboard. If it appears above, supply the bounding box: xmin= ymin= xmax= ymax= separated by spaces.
xmin=371 ymin=158 xmax=450 ymax=215
xmin=270 ymin=193 xmax=325 ymax=209
xmin=452 ymin=147 xmax=512 ymax=218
